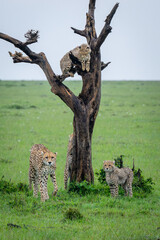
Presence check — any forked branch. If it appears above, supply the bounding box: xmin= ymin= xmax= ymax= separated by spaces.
xmin=71 ymin=0 xmax=97 ymax=45
xmin=71 ymin=1 xmax=118 ymax=51
xmin=0 ymin=32 xmax=40 ymax=61
xmin=9 ymin=51 xmax=33 ymax=63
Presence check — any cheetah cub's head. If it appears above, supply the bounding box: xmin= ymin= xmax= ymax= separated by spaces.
xmin=79 ymin=44 xmax=91 ymax=55
xmin=103 ymin=160 xmax=115 ymax=173
xmin=42 ymin=151 xmax=57 ymax=167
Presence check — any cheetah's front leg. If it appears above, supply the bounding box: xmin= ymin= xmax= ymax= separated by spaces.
xmin=85 ymin=59 xmax=90 ymax=72
xmin=39 ymin=176 xmax=47 ymax=202
xmin=44 ymin=175 xmax=49 ymax=200
xmin=33 ymin=178 xmax=39 ymax=198
xmin=50 ymin=172 xmax=58 ymax=196
xmin=109 ymin=184 xmax=119 ymax=197
xmin=81 ymin=60 xmax=86 ymax=71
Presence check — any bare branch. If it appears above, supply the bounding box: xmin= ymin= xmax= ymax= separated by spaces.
xmin=95 ymin=25 xmax=112 ymax=51
xmin=57 ymin=74 xmax=72 ymax=83
xmin=71 ymin=27 xmax=86 ymax=37
xmin=0 ymin=32 xmax=21 ymax=47
xmin=9 ymin=51 xmax=33 ymax=63
xmin=84 ymin=0 xmax=97 ymax=45
xmin=24 ymin=29 xmax=39 ymax=45
xmin=71 ymin=0 xmax=97 ymax=45
xmin=85 ymin=13 xmax=97 ymax=44
xmin=50 ymin=81 xmax=83 ymax=116
xmin=94 ymin=3 xmax=119 ymax=51
xmin=0 ymin=32 xmax=40 ymax=61
xmin=88 ymin=0 xmax=96 ymax=17
xmin=101 ymin=61 xmax=111 ymax=71
xmin=105 ymin=3 xmax=119 ymax=25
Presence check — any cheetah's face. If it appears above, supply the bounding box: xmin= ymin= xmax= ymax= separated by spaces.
xmin=79 ymin=44 xmax=91 ymax=55
xmin=103 ymin=160 xmax=115 ymax=172
xmin=42 ymin=152 xmax=57 ymax=167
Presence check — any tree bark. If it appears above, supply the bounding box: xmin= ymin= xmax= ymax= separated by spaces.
xmin=69 ymin=1 xmax=119 ymax=184
xmin=0 ymin=0 xmax=119 ymax=184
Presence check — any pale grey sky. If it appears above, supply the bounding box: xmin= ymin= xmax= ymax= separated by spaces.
xmin=0 ymin=0 xmax=160 ymax=80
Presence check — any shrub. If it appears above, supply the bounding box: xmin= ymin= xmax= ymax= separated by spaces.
xmin=114 ymin=155 xmax=124 ymax=168
xmin=95 ymin=168 xmax=106 ymax=185
xmin=68 ymin=181 xmax=110 ymax=196
xmin=64 ymin=208 xmax=83 ymax=220
xmin=0 ymin=176 xmax=30 ymax=194
xmin=133 ymin=168 xmax=154 ymax=197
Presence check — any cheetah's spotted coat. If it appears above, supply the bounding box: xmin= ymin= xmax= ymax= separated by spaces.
xmin=103 ymin=160 xmax=133 ymax=197
xmin=29 ymin=144 xmax=58 ymax=202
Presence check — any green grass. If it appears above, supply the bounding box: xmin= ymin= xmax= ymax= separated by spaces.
xmin=0 ymin=80 xmax=160 ymax=240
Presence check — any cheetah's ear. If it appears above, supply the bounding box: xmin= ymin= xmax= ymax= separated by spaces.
xmin=54 ymin=152 xmax=58 ymax=156
xmin=113 ymin=160 xmax=115 ymax=164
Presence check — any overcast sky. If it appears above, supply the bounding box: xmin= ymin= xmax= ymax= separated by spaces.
xmin=0 ymin=0 xmax=160 ymax=81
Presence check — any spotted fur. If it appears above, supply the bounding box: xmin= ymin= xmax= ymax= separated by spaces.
xmin=29 ymin=144 xmax=58 ymax=202
xmin=64 ymin=134 xmax=75 ymax=189
xmin=103 ymin=160 xmax=133 ymax=197
xmin=60 ymin=44 xmax=91 ymax=77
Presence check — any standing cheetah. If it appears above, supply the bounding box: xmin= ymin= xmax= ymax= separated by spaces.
xmin=29 ymin=144 xmax=58 ymax=202
xmin=103 ymin=160 xmax=133 ymax=197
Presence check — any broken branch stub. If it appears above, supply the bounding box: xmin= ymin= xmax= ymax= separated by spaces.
xmin=24 ymin=30 xmax=39 ymax=45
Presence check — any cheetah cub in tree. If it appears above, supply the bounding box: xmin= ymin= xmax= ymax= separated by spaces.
xmin=103 ymin=160 xmax=133 ymax=197
xmin=29 ymin=144 xmax=58 ymax=202
xmin=60 ymin=44 xmax=91 ymax=77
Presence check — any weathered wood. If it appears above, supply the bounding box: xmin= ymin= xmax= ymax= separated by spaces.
xmin=95 ymin=3 xmax=119 ymax=51
xmin=70 ymin=27 xmax=86 ymax=38
xmin=24 ymin=29 xmax=39 ymax=45
xmin=101 ymin=61 xmax=111 ymax=71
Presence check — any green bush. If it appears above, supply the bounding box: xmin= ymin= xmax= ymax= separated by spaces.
xmin=0 ymin=176 xmax=30 ymax=194
xmin=95 ymin=168 xmax=106 ymax=185
xmin=68 ymin=181 xmax=110 ymax=196
xmin=114 ymin=155 xmax=124 ymax=168
xmin=64 ymin=208 xmax=83 ymax=220
xmin=133 ymin=168 xmax=154 ymax=197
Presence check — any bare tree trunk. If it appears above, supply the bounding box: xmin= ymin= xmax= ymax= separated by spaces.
xmin=70 ymin=49 xmax=101 ymax=183
xmin=0 ymin=1 xmax=119 ymax=184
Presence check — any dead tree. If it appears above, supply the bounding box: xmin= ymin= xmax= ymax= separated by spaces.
xmin=0 ymin=1 xmax=119 ymax=184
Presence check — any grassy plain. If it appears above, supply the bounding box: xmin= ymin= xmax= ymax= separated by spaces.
xmin=0 ymin=80 xmax=160 ymax=240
